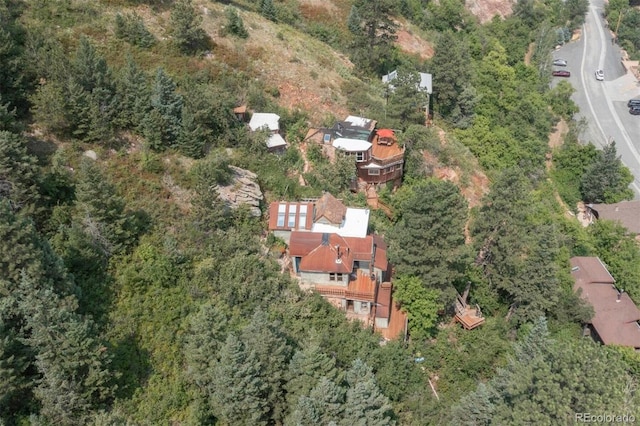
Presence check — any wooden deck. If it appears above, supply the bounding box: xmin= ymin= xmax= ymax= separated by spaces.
xmin=455 ymin=306 xmax=485 ymax=330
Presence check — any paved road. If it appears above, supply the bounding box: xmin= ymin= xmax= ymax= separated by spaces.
xmin=552 ymin=0 xmax=640 ymax=198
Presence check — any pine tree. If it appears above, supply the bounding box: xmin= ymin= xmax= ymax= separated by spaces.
xmin=74 ymin=158 xmax=132 ymax=255
xmin=388 ymin=179 xmax=468 ymax=289
xmin=431 ymin=32 xmax=473 ymax=117
xmin=0 ymin=131 xmax=40 ymax=212
xmin=17 ymin=275 xmax=115 ymax=426
xmin=580 ymin=141 xmax=634 ymax=203
xmin=342 ymin=359 xmax=394 ymax=425
xmin=285 ymin=330 xmax=339 ymax=408
xmin=143 ymin=68 xmax=183 ymax=150
xmin=114 ymin=13 xmax=155 ymax=48
xmin=349 ymin=0 xmax=398 ymax=75
xmin=184 ymin=302 xmax=230 ymax=391
xmin=0 ymin=319 xmax=30 ymax=422
xmin=260 ymin=0 xmax=277 ymax=22
xmin=209 ymin=334 xmax=269 ymax=425
xmin=289 ymin=377 xmax=346 ymax=426
xmin=224 ymin=7 xmax=249 ymax=38
xmin=347 ymin=5 xmax=362 ymax=34
xmin=177 ymin=107 xmax=207 ymax=158
xmin=242 ymin=309 xmax=293 ymax=424
xmin=115 ymin=56 xmax=150 ymax=130
xmin=169 ymin=0 xmax=208 ymax=54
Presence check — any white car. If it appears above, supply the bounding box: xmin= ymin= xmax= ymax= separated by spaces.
xmin=595 ymin=69 xmax=604 ymax=81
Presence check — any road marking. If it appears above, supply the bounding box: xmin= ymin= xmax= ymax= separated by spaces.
xmin=582 ymin=5 xmax=640 ymax=195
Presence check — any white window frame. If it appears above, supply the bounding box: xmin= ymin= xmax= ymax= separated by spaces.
xmin=368 ymin=169 xmax=380 ymax=176
xmin=356 ymin=151 xmax=365 ymax=162
xmin=287 ymin=204 xmax=297 ymax=228
xmin=277 ymin=204 xmax=286 ymax=227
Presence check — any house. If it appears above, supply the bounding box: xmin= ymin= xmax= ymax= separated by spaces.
xmin=288 ymin=231 xmax=395 ymax=322
xmin=585 ymin=201 xmax=640 ymax=236
xmin=382 ymin=70 xmax=433 ymax=94
xmin=267 ymin=192 xmax=369 ymax=244
xmin=248 ymin=112 xmax=287 ymax=152
xmin=358 ymin=128 xmax=405 ymax=185
xmin=570 ymin=256 xmax=640 ymax=349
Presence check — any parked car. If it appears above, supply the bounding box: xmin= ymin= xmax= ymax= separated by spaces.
xmin=628 ymin=99 xmax=640 ymax=107
xmin=553 ymin=59 xmax=567 ymax=66
xmin=595 ymin=69 xmax=604 ymax=81
xmin=552 ymin=70 xmax=571 ymax=77
xmin=630 ymin=106 xmax=640 ymax=115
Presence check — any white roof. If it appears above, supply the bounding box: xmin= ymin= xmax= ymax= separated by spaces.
xmin=249 ymin=113 xmax=280 ymax=132
xmin=345 ymin=116 xmax=372 ymax=128
xmin=333 ymin=138 xmax=372 ymax=152
xmin=419 ymin=73 xmax=433 ymax=94
xmin=266 ymin=133 xmax=287 ymax=148
xmin=311 ymin=207 xmax=369 ymax=238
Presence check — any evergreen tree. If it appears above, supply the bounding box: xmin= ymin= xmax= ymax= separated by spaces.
xmin=388 ymin=179 xmax=468 ymax=289
xmin=74 ymin=158 xmax=132 ymax=255
xmin=285 ymin=330 xmax=339 ymax=408
xmin=184 ymin=302 xmax=230 ymax=391
xmin=30 ymin=80 xmax=69 ymax=134
xmin=169 ymin=0 xmax=208 ymax=54
xmin=177 ymin=107 xmax=208 ymax=158
xmin=209 ymin=334 xmax=269 ymax=425
xmin=347 ymin=5 xmax=362 ymax=34
xmin=431 ymin=32 xmax=473 ymax=118
xmin=72 ymin=37 xmax=112 ymax=94
xmin=114 ymin=12 xmax=155 ymax=48
xmin=17 ymin=276 xmax=115 ymax=426
xmin=0 ymin=13 xmax=29 ymax=116
xmin=260 ymin=0 xmax=277 ymax=22
xmin=0 ymin=130 xmax=40 ymax=212
xmin=0 ymin=319 xmax=30 ymax=422
xmin=342 ymin=359 xmax=395 ymax=426
xmin=580 ymin=141 xmax=634 ymax=203
xmin=349 ymin=0 xmax=398 ymax=75
xmin=224 ymin=7 xmax=248 ymax=38
xmin=241 ymin=309 xmax=293 ymax=424
xmin=115 ymin=56 xmax=150 ymax=131
xmin=143 ymin=68 xmax=183 ymax=150
xmin=385 ymin=69 xmax=429 ymax=129
xmin=450 ymin=318 xmax=640 ymax=424
xmin=289 ymin=377 xmax=345 ymax=426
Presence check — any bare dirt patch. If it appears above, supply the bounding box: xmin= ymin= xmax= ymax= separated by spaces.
xmin=466 ymin=0 xmax=514 ymax=24
xmin=396 ymin=27 xmax=434 ymax=60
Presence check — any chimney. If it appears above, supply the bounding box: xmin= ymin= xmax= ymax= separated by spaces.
xmin=617 ymin=289 xmax=624 ymax=302
xmin=335 ymin=245 xmax=342 ymax=263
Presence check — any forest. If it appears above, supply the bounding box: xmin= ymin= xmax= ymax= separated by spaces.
xmin=1 ymin=0 xmax=640 ymax=424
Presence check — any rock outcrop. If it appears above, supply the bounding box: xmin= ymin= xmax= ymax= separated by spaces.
xmin=216 ymin=166 xmax=263 ymax=217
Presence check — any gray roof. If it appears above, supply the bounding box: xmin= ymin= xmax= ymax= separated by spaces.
xmin=588 ymin=200 xmax=640 ymax=234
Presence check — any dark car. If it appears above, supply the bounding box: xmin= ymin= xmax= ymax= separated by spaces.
xmin=552 ymin=70 xmax=571 ymax=77
xmin=628 ymin=99 xmax=640 ymax=108
xmin=630 ymin=106 xmax=640 ymax=115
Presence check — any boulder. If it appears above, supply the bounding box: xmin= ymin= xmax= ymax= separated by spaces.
xmin=215 ymin=166 xmax=263 ymax=217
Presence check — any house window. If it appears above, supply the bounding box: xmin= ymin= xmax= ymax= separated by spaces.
xmin=368 ymin=169 xmax=380 ymax=175
xmin=387 ymin=165 xmax=395 ymax=173
xmin=298 ymin=205 xmax=307 ymax=229
xmin=329 ymin=273 xmax=344 ymax=281
xmin=288 ymin=205 xmax=297 ymax=228
xmin=277 ymin=204 xmax=286 ymax=227
xmin=360 ymin=301 xmax=369 ymax=312
xmin=356 ymin=152 xmax=365 ymax=162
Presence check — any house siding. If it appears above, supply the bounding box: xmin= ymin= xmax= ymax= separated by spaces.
xmin=299 ymin=271 xmax=349 ymax=286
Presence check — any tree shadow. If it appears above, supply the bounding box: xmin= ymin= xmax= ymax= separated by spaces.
xmin=110 ymin=333 xmax=152 ymax=400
